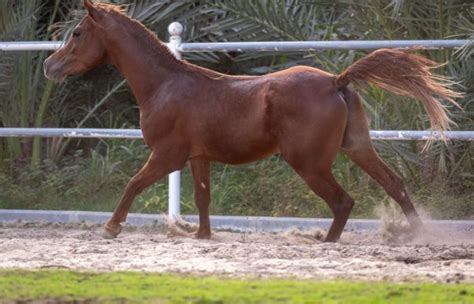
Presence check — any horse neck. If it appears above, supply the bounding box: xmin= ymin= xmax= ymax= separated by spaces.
xmin=104 ymin=23 xmax=183 ymax=106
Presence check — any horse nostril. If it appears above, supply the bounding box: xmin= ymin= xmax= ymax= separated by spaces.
xmin=43 ymin=58 xmax=51 ymax=74
xmin=43 ymin=57 xmax=62 ymax=82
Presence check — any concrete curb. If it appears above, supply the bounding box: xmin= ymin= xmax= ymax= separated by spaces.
xmin=1 ymin=209 xmax=473 ymax=232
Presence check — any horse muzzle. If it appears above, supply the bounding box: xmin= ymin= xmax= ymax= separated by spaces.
xmin=43 ymin=57 xmax=67 ymax=83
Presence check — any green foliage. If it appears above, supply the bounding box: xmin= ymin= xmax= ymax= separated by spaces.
xmin=0 ymin=139 xmax=147 ymax=212
xmin=0 ymin=0 xmax=80 ymax=167
xmin=0 ymin=147 xmax=472 ymax=219
xmin=1 ymin=270 xmax=473 ymax=303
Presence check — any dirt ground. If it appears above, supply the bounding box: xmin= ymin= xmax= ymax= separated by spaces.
xmin=0 ymin=220 xmax=472 ymax=283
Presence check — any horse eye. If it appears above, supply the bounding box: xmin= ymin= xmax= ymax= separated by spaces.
xmin=72 ymin=31 xmax=81 ymax=38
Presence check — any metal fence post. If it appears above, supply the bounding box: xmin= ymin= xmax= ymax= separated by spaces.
xmin=167 ymin=22 xmax=184 ymax=220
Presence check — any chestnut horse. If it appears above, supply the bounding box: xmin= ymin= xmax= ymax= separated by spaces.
xmin=44 ymin=0 xmax=460 ymax=242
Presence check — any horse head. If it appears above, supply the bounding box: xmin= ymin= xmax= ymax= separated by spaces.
xmin=44 ymin=0 xmax=109 ymax=83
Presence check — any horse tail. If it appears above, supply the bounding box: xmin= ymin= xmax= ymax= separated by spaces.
xmin=335 ymin=48 xmax=462 ymax=131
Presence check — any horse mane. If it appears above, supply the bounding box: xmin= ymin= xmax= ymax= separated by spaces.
xmin=93 ymin=2 xmax=226 ymax=80
xmin=94 ymin=2 xmax=127 ymax=14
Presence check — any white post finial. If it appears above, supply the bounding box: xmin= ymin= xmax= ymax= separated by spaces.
xmin=167 ymin=22 xmax=183 ymax=60
xmin=168 ymin=22 xmax=183 ymax=36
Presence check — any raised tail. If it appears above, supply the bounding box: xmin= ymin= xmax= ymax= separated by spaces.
xmin=335 ymin=48 xmax=462 ymax=131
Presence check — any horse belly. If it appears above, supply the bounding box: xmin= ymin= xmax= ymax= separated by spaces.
xmin=201 ymin=123 xmax=278 ymax=164
xmin=222 ymin=141 xmax=278 ymax=164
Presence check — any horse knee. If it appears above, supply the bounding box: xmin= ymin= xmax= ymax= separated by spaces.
xmin=341 ymin=196 xmax=354 ymax=213
xmin=124 ymin=178 xmax=142 ymax=195
xmin=385 ymin=173 xmax=408 ymax=200
xmin=330 ymin=193 xmax=354 ymax=216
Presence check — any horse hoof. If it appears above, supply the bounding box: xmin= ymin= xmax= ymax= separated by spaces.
xmin=323 ymin=235 xmax=339 ymax=243
xmin=194 ymin=231 xmax=211 ymax=240
xmin=102 ymin=224 xmax=122 ymax=239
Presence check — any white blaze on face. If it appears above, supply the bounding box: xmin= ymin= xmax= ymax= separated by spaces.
xmin=201 ymin=182 xmax=206 ymax=189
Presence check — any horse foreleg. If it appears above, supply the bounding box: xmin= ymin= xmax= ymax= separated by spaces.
xmin=190 ymin=159 xmax=212 ymax=239
xmin=103 ymin=152 xmax=179 ymax=239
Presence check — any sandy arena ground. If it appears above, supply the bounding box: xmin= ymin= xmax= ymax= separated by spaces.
xmin=0 ymin=221 xmax=472 ymax=283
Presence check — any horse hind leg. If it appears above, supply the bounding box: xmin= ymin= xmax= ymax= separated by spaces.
xmin=283 ymin=144 xmax=354 ymax=242
xmin=340 ymin=87 xmax=424 ymax=232
xmin=344 ymin=146 xmax=424 ymax=232
xmin=280 ymin=99 xmax=353 ymax=242
xmin=296 ymin=168 xmax=355 ymax=242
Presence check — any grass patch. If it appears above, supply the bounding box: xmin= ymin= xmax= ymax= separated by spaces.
xmin=0 ymin=270 xmax=473 ymax=303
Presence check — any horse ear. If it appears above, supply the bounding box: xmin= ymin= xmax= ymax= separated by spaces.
xmin=84 ymin=0 xmax=94 ymax=11
xmin=84 ymin=0 xmax=100 ymax=20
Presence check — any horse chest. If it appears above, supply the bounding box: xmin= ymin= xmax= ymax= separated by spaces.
xmin=139 ymin=110 xmax=177 ymax=145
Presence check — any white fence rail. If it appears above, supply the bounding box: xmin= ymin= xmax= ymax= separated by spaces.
xmin=0 ymin=22 xmax=472 ymax=219
xmin=1 ymin=128 xmax=473 ymax=141
xmin=1 ymin=39 xmax=470 ymax=52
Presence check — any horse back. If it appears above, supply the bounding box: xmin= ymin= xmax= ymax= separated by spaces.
xmin=181 ymin=66 xmax=345 ymax=164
